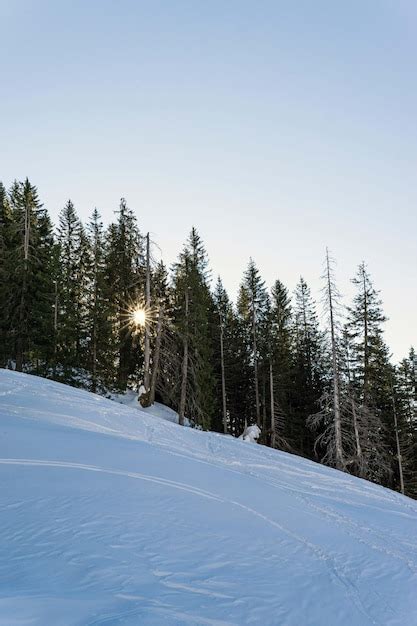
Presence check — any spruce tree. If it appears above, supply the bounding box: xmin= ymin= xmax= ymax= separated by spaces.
xmin=6 ymin=179 xmax=55 ymax=371
xmin=85 ymin=208 xmax=110 ymax=391
xmin=347 ymin=263 xmax=387 ymax=405
xmin=395 ymin=348 xmax=417 ymax=496
xmin=237 ymin=259 xmax=270 ymax=428
xmin=171 ymin=228 xmax=215 ymax=428
xmin=269 ymin=279 xmax=293 ymax=446
xmin=212 ymin=277 xmax=232 ymax=433
xmin=346 ymin=264 xmax=392 ymax=484
xmin=148 ymin=260 xmax=171 ymax=405
xmin=291 ymin=277 xmax=325 ymax=455
xmin=104 ymin=198 xmax=144 ymax=390
xmin=56 ymin=200 xmax=90 ymax=378
xmin=210 ymin=277 xmax=253 ymax=436
xmin=0 ymin=182 xmax=13 ymax=365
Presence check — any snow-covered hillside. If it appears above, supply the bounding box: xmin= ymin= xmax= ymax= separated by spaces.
xmin=1 ymin=370 xmax=417 ymax=626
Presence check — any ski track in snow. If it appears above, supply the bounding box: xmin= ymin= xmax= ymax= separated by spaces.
xmin=1 ymin=370 xmax=417 ymax=625
xmin=0 ymin=457 xmax=377 ymax=623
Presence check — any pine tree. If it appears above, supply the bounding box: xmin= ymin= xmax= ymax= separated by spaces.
xmin=269 ymin=279 xmax=293 ymax=447
xmin=104 ymin=198 xmax=144 ymax=389
xmin=392 ymin=349 xmax=417 ymax=495
xmin=346 ymin=264 xmax=392 ymax=484
xmin=237 ymin=259 xmax=270 ymax=428
xmin=347 ymin=263 xmax=387 ymax=405
xmin=85 ymin=208 xmax=110 ymax=391
xmin=171 ymin=228 xmax=215 ymax=428
xmin=307 ymin=253 xmax=389 ymax=476
xmin=6 ymin=179 xmax=55 ymax=371
xmin=291 ymin=277 xmax=325 ymax=455
xmin=397 ymin=348 xmax=417 ymax=428
xmin=210 ymin=277 xmax=253 ymax=436
xmin=147 ymin=261 xmax=170 ymax=406
xmin=56 ymin=200 xmax=90 ymax=377
xmin=212 ymin=277 xmax=232 ymax=434
xmin=0 ymin=182 xmax=13 ymax=365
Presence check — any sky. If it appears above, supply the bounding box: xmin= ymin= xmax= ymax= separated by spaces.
xmin=1 ymin=0 xmax=416 ymax=359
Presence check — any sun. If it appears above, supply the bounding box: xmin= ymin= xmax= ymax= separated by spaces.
xmin=131 ymin=308 xmax=146 ymax=327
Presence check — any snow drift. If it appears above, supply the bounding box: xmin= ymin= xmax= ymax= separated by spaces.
xmin=1 ymin=370 xmax=417 ymax=625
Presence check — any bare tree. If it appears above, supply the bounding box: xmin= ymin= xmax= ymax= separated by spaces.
xmin=326 ymin=249 xmax=344 ymax=468
xmin=219 ymin=310 xmax=228 ymax=434
xmin=309 ymin=390 xmax=391 ymax=482
xmin=149 ymin=306 xmax=164 ymax=406
xmin=252 ymin=298 xmax=261 ymax=426
xmin=320 ymin=249 xmax=344 ymax=469
xmin=343 ymin=330 xmax=363 ymax=471
xmin=269 ymin=360 xmax=275 ymax=447
xmin=16 ymin=189 xmax=31 ymax=371
xmin=143 ymin=232 xmax=151 ymax=392
xmin=178 ymin=282 xmax=189 ymax=426
xmin=392 ymin=390 xmax=405 ymax=495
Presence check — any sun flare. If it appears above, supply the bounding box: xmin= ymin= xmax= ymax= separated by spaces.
xmin=131 ymin=308 xmax=146 ymax=327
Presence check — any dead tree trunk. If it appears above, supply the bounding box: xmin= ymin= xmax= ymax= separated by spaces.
xmin=149 ymin=307 xmax=164 ymax=406
xmin=16 ymin=202 xmax=31 ymax=372
xmin=392 ymin=393 xmax=405 ymax=495
xmin=252 ymin=300 xmax=261 ymax=427
xmin=144 ymin=232 xmax=151 ymax=391
xmin=326 ymin=249 xmax=344 ymax=470
xmin=219 ymin=313 xmax=228 ymax=434
xmin=270 ymin=360 xmax=275 ymax=448
xmin=351 ymin=396 xmax=362 ymax=464
xmin=345 ymin=334 xmax=363 ymax=470
xmin=179 ymin=286 xmax=189 ymax=426
xmin=356 ymin=263 xmax=371 ymax=407
xmin=15 ymin=280 xmax=26 ymax=372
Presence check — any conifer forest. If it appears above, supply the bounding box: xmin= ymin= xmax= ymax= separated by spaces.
xmin=1 ymin=178 xmax=416 ymax=497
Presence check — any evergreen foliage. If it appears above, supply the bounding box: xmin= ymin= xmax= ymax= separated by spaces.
xmin=0 ymin=178 xmax=415 ymax=498
xmin=171 ymin=228 xmax=215 ymax=429
xmin=291 ymin=278 xmax=325 ymax=455
xmin=3 ymin=179 xmax=55 ymax=371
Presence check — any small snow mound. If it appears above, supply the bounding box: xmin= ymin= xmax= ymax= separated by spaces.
xmin=239 ymin=424 xmax=261 ymax=443
xmin=109 ymin=389 xmax=192 ymax=426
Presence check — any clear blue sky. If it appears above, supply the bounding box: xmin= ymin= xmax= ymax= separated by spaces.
xmin=1 ymin=0 xmax=416 ymax=359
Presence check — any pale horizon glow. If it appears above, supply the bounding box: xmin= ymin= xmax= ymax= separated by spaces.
xmin=1 ymin=0 xmax=416 ymax=360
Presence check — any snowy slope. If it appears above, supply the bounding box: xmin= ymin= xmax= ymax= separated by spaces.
xmin=110 ymin=389 xmax=190 ymax=425
xmin=1 ymin=371 xmax=417 ymax=626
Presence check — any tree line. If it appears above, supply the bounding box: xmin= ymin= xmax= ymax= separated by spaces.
xmin=1 ymin=178 xmax=416 ymax=497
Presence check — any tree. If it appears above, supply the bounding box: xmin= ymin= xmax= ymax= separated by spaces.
xmin=213 ymin=277 xmax=232 ymax=434
xmin=148 ymin=260 xmax=170 ymax=406
xmin=0 ymin=182 xmax=13 ymax=365
xmin=393 ymin=349 xmax=417 ymax=496
xmin=85 ymin=208 xmax=110 ymax=391
xmin=310 ymin=250 xmax=345 ymax=469
xmin=56 ymin=200 xmax=90 ymax=376
xmin=171 ymin=228 xmax=215 ymax=428
xmin=237 ymin=259 xmax=270 ymax=428
xmin=269 ymin=279 xmax=293 ymax=447
xmin=210 ymin=277 xmax=253 ymax=436
xmin=6 ymin=179 xmax=55 ymax=371
xmin=347 ymin=263 xmax=387 ymax=406
xmin=291 ymin=277 xmax=325 ymax=455
xmin=345 ymin=264 xmax=392 ymax=484
xmin=104 ymin=198 xmax=144 ymax=389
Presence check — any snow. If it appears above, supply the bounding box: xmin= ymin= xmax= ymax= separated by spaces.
xmin=239 ymin=424 xmax=261 ymax=443
xmin=1 ymin=370 xmax=417 ymax=625
xmin=110 ymin=389 xmax=192 ymax=426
